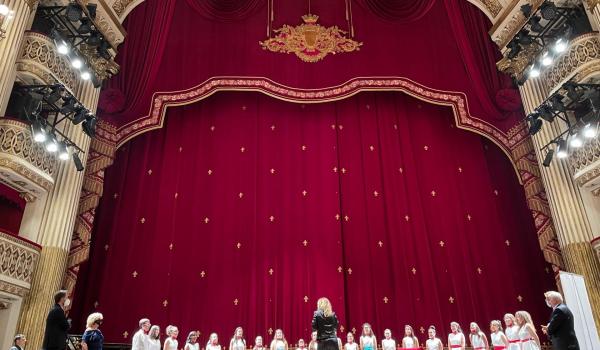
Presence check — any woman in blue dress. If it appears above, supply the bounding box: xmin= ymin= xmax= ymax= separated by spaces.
xmin=81 ymin=313 xmax=104 ymax=350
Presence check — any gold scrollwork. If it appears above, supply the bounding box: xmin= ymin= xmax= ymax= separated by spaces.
xmin=260 ymin=14 xmax=362 ymax=63
xmin=0 ymin=230 xmax=41 ymax=287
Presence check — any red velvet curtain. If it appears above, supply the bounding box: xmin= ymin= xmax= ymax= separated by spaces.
xmin=72 ymin=91 xmax=554 ymax=344
xmin=185 ymin=0 xmax=265 ymax=21
xmin=356 ymin=0 xmax=435 ymax=23
xmin=0 ymin=183 xmax=25 ymax=234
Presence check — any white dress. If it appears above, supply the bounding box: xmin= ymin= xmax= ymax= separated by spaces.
xmin=381 ymin=339 xmax=395 ymax=350
xmin=274 ymin=340 xmax=285 ymax=350
xmin=186 ymin=343 xmax=199 ymax=350
xmin=360 ymin=336 xmax=375 ymax=350
xmin=231 ymin=339 xmax=245 ymax=350
xmin=165 ymin=339 xmax=178 ymax=350
xmin=448 ymin=333 xmax=464 ymax=348
xmin=132 ymin=330 xmax=147 ymax=350
xmin=518 ymin=326 xmax=539 ymax=350
xmin=469 ymin=334 xmax=485 ymax=349
xmin=344 ymin=343 xmax=358 ymax=350
xmin=148 ymin=338 xmax=161 ymax=350
xmin=490 ymin=331 xmax=506 ymax=347
xmin=425 ymin=338 xmax=442 ymax=350
xmin=505 ymin=326 xmax=519 ymax=350
xmin=207 ymin=344 xmax=222 ymax=350
xmin=402 ymin=337 xmax=416 ymax=348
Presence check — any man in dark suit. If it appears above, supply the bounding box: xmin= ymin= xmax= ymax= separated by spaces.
xmin=42 ymin=290 xmax=71 ymax=350
xmin=541 ymin=291 xmax=580 ymax=350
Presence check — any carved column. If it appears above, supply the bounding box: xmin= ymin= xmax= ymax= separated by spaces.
xmin=519 ymin=78 xmax=600 ymax=329
xmin=16 ymin=81 xmax=98 ymax=350
xmin=0 ymin=0 xmax=37 ymax=115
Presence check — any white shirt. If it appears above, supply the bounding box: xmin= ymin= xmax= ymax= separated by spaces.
xmin=381 ymin=339 xmax=395 ymax=350
xmin=132 ymin=330 xmax=148 ymax=350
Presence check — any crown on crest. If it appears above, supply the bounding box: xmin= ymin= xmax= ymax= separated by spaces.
xmin=301 ymin=13 xmax=319 ymax=24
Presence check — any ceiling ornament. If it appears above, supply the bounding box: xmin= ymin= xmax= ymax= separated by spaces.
xmin=259 ymin=14 xmax=362 ymax=63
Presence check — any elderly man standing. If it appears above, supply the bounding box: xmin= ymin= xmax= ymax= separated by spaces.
xmin=132 ymin=318 xmax=151 ymax=350
xmin=541 ymin=291 xmax=580 ymax=350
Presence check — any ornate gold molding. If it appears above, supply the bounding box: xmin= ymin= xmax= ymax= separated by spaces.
xmin=16 ymin=31 xmax=78 ymax=92
xmin=0 ymin=231 xmax=41 ymax=288
xmin=111 ymin=0 xmax=136 ymax=18
xmin=481 ymin=0 xmax=503 ymax=18
xmin=570 ymin=137 xmax=600 ymax=194
xmin=0 ymin=119 xmax=56 ymax=195
xmin=497 ymin=42 xmax=540 ymax=78
xmin=491 ymin=0 xmax=544 ymax=49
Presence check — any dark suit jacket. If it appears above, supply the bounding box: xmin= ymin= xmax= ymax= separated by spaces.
xmin=547 ymin=303 xmax=579 ymax=350
xmin=312 ymin=310 xmax=339 ymax=341
xmin=42 ymin=304 xmax=70 ymax=350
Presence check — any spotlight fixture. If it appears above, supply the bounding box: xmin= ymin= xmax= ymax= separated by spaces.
xmin=56 ymin=41 xmax=69 ymax=55
xmin=543 ymin=148 xmax=554 ymax=167
xmin=46 ymin=85 xmax=63 ymax=104
xmin=541 ymin=52 xmax=553 ymax=66
xmin=538 ymin=104 xmax=555 ymax=122
xmin=527 ymin=113 xmax=543 ymax=136
xmin=529 ymin=66 xmax=541 ymax=78
xmin=517 ymin=31 xmax=533 ymax=45
xmin=82 ymin=115 xmax=97 ymax=137
xmin=97 ymin=40 xmax=111 ymax=60
xmin=73 ymin=152 xmax=84 ymax=172
xmin=81 ymin=71 xmax=91 ymax=80
xmin=583 ymin=123 xmax=598 ymax=138
xmin=529 ymin=16 xmax=544 ymax=33
xmin=507 ymin=41 xmax=522 ymax=59
xmin=71 ymin=58 xmax=83 ymax=69
xmin=58 ymin=141 xmax=69 ymax=160
xmin=0 ymin=4 xmax=9 ymax=16
xmin=60 ymin=97 xmax=77 ymax=114
xmin=540 ymin=2 xmax=558 ymax=20
xmin=569 ymin=133 xmax=583 ymax=148
xmin=31 ymin=121 xmax=47 ymax=142
xmin=521 ymin=4 xmax=533 ymax=18
xmin=553 ymin=39 xmax=568 ymax=53
xmin=72 ymin=107 xmax=87 ymax=125
xmin=87 ymin=31 xmax=102 ymax=47
xmin=65 ymin=3 xmax=83 ymax=22
xmin=77 ymin=18 xmax=92 ymax=34
xmin=45 ymin=134 xmax=59 ymax=152
xmin=86 ymin=4 xmax=97 ymax=20
xmin=563 ymin=82 xmax=582 ymax=101
xmin=550 ymin=94 xmax=566 ymax=112
xmin=556 ymin=139 xmax=568 ymax=158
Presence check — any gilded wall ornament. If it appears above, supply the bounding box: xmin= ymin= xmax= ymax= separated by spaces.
xmin=260 ymin=14 xmax=362 ymax=63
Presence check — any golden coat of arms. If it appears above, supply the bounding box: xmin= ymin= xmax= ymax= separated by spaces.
xmin=260 ymin=14 xmax=362 ymax=63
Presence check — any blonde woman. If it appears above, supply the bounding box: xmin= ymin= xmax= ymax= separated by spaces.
xmin=359 ymin=324 xmax=376 ymax=350
xmin=269 ymin=329 xmax=288 ymax=350
xmin=230 ymin=327 xmax=246 ymax=350
xmin=81 ymin=313 xmax=104 ymax=350
xmin=489 ymin=321 xmax=509 ymax=350
xmin=468 ymin=322 xmax=489 ymax=350
xmin=344 ymin=332 xmax=358 ymax=350
xmin=164 ymin=326 xmax=179 ymax=350
xmin=447 ymin=322 xmax=465 ymax=350
xmin=311 ymin=297 xmax=339 ymax=350
xmin=148 ymin=326 xmax=161 ymax=350
xmin=516 ymin=311 xmax=540 ymax=350
xmin=297 ymin=339 xmax=308 ymax=350
xmin=253 ymin=336 xmax=266 ymax=350
xmin=381 ymin=329 xmax=395 ymax=350
xmin=207 ymin=333 xmax=221 ymax=350
xmin=425 ymin=326 xmax=442 ymax=350
xmin=503 ymin=314 xmax=519 ymax=350
xmin=402 ymin=325 xmax=419 ymax=349
xmin=308 ymin=332 xmax=318 ymax=350
xmin=185 ymin=331 xmax=200 ymax=350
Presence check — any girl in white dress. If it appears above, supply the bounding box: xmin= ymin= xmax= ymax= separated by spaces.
xmin=468 ymin=322 xmax=489 ymax=350
xmin=401 ymin=325 xmax=419 ymax=349
xmin=297 ymin=339 xmax=308 ymax=350
xmin=359 ymin=323 xmax=376 ymax=350
xmin=253 ymin=336 xmax=266 ymax=350
xmin=344 ymin=332 xmax=358 ymax=350
xmin=489 ymin=320 xmax=509 ymax=350
xmin=230 ymin=327 xmax=246 ymax=350
xmin=308 ymin=332 xmax=318 ymax=350
xmin=447 ymin=322 xmax=465 ymax=350
xmin=270 ymin=329 xmax=288 ymax=350
xmin=337 ymin=338 xmax=343 ymax=350
xmin=147 ymin=326 xmax=161 ymax=350
xmin=207 ymin=333 xmax=221 ymax=350
xmin=503 ymin=314 xmax=520 ymax=350
xmin=381 ymin=329 xmax=395 ymax=350
xmin=425 ymin=326 xmax=442 ymax=350
xmin=185 ymin=331 xmax=200 ymax=350
xmin=515 ymin=311 xmax=541 ymax=350
xmin=163 ymin=326 xmax=179 ymax=350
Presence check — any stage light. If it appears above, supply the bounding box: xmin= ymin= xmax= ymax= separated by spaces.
xmin=556 ymin=139 xmax=568 ymax=158
xmin=563 ymin=82 xmax=582 ymax=101
xmin=543 ymin=148 xmax=554 ymax=167
xmin=527 ymin=113 xmax=543 ymax=136
xmin=539 ymin=105 xmax=554 ymax=122
xmin=521 ymin=4 xmax=533 ymax=18
xmin=86 ymin=4 xmax=97 ymax=20
xmin=553 ymin=39 xmax=568 ymax=53
xmin=58 ymin=142 xmax=69 ymax=160
xmin=540 ymin=2 xmax=558 ymax=21
xmin=46 ymin=85 xmax=63 ymax=104
xmin=0 ymin=4 xmax=9 ymax=16
xmin=57 ymin=41 xmax=69 ymax=55
xmin=71 ymin=58 xmax=83 ymax=69
xmin=73 ymin=152 xmax=84 ymax=172
xmin=72 ymin=108 xmax=87 ymax=125
xmin=87 ymin=31 xmax=102 ymax=47
xmin=82 ymin=115 xmax=97 ymax=137
xmin=78 ymin=18 xmax=92 ymax=34
xmin=66 ymin=4 xmax=83 ymax=22
xmin=529 ymin=16 xmax=543 ymax=33
xmin=507 ymin=41 xmax=522 ymax=59
xmin=541 ymin=52 xmax=553 ymax=66
xmin=550 ymin=94 xmax=565 ymax=112
xmin=60 ymin=97 xmax=77 ymax=114
xmin=569 ymin=133 xmax=583 ymax=148
xmin=517 ymin=31 xmax=533 ymax=45
xmin=583 ymin=123 xmax=598 ymax=138
xmin=81 ymin=71 xmax=91 ymax=80
xmin=97 ymin=40 xmax=111 ymax=60
xmin=31 ymin=121 xmax=46 ymax=143
xmin=529 ymin=66 xmax=541 ymax=78
xmin=45 ymin=134 xmax=59 ymax=152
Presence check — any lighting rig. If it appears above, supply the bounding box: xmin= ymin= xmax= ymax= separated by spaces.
xmin=506 ymin=1 xmax=591 ymax=84
xmin=32 ymin=1 xmax=115 ymax=88
xmin=8 ymin=84 xmax=99 ymax=172
xmin=526 ymin=81 xmax=600 ymax=167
